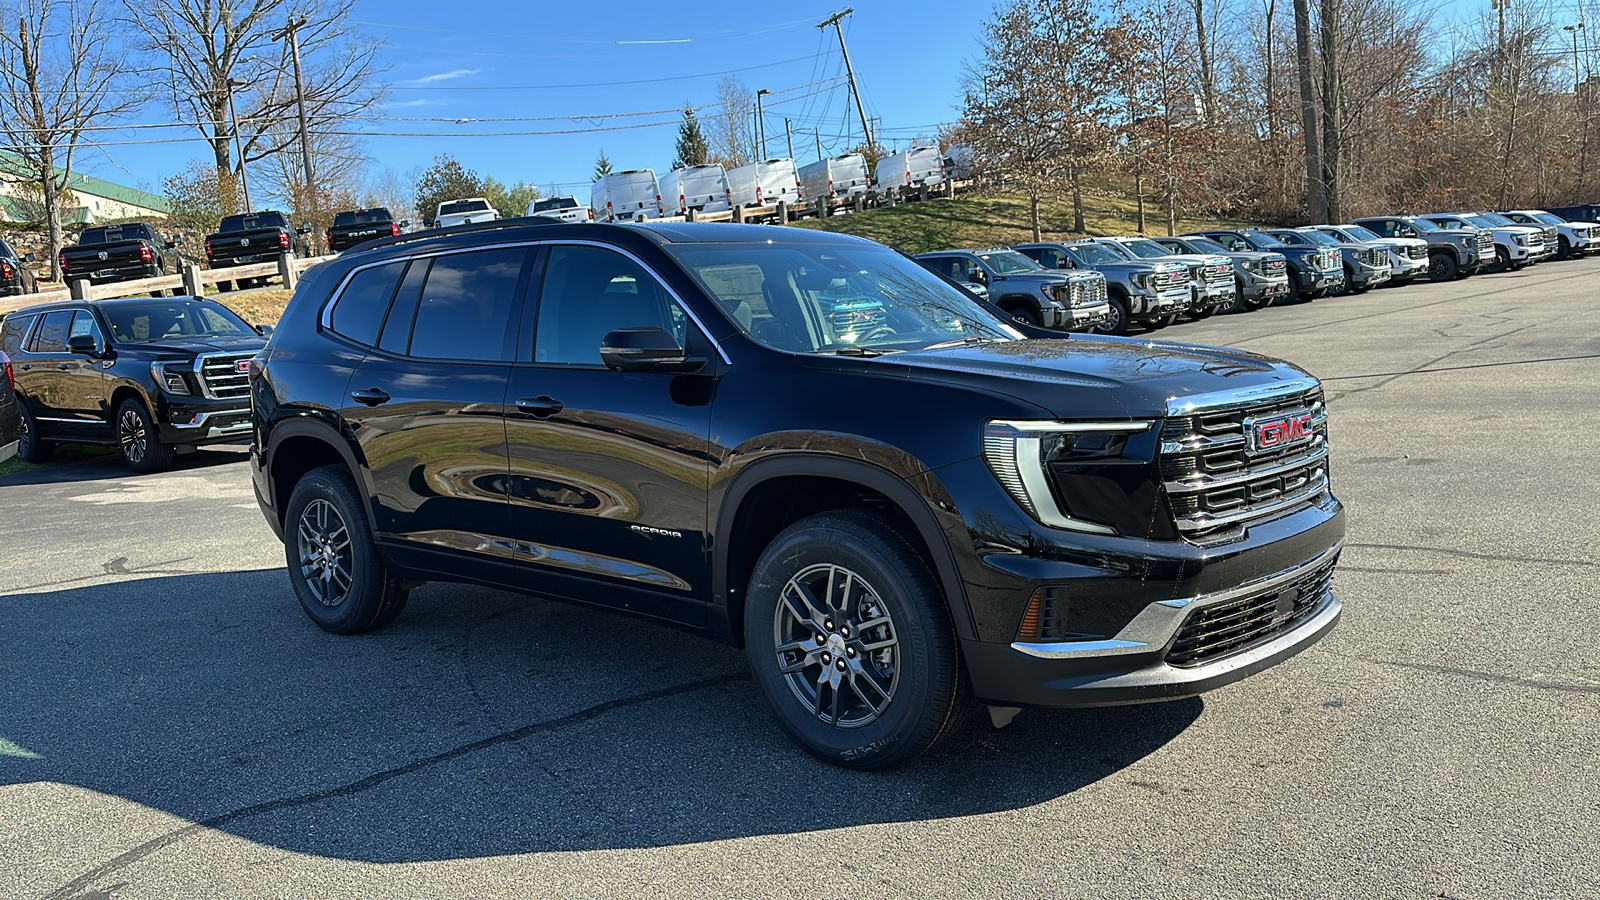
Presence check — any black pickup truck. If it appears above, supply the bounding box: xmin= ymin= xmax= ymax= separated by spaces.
xmin=59 ymin=223 xmax=176 ymax=287
xmin=326 ymin=208 xmax=402 ymax=253
xmin=205 ymin=211 xmax=307 ymax=270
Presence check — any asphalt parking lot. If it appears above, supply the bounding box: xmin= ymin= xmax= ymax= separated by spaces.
xmin=3 ymin=259 xmax=1598 ymax=899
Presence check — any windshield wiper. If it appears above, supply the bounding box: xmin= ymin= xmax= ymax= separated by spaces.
xmin=924 ymin=336 xmax=999 ymax=350
xmin=818 ymin=346 xmax=893 ymax=357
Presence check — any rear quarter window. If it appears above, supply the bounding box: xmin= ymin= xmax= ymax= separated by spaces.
xmin=1 ymin=314 xmax=35 ymax=355
xmin=328 ymin=262 xmax=407 ymax=347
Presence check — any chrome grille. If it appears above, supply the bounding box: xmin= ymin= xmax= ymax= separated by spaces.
xmin=1166 ymin=555 xmax=1337 ymax=667
xmin=1153 ymin=269 xmax=1187 ymax=290
xmin=1205 ymin=263 xmax=1231 ymax=286
xmin=1264 ymin=257 xmax=1287 ymax=274
xmin=1476 ymin=233 xmax=1494 ymax=255
xmin=198 ymin=353 xmax=254 ymax=400
xmin=1070 ymin=276 xmax=1107 ymax=308
xmin=1160 ymin=386 xmax=1330 ymax=542
xmin=1364 ymin=249 xmax=1386 ymax=266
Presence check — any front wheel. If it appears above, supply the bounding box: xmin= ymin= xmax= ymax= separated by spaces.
xmin=115 ymin=398 xmax=174 ymax=473
xmin=744 ymin=510 xmax=965 ymax=770
xmin=1101 ymin=294 xmax=1131 ymax=336
xmin=1005 ymin=306 xmax=1041 ymax=328
xmin=1429 ymin=252 xmax=1458 ymax=281
xmin=284 ymin=466 xmax=409 ymax=634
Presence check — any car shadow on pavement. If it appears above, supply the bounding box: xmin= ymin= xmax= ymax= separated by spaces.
xmin=2 ymin=568 xmax=1201 ymax=868
xmin=0 ymin=445 xmax=249 ymax=486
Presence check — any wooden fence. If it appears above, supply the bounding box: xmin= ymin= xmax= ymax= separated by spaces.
xmin=0 ymin=253 xmax=337 ymax=316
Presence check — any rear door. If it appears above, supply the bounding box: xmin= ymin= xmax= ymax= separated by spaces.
xmin=339 ymin=247 xmax=530 ymax=576
xmin=502 ymin=242 xmax=716 ymax=624
xmin=16 ymin=310 xmax=74 ymax=436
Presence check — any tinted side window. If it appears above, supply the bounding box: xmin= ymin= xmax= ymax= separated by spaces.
xmin=69 ymin=311 xmax=105 ymax=349
xmin=30 ymin=311 xmax=71 ymax=352
xmin=534 ymin=245 xmax=680 ymax=365
xmin=328 ymin=262 xmax=406 ymax=347
xmin=407 ymin=248 xmax=528 ymax=361
xmin=1 ymin=314 xmax=35 ymax=355
xmin=377 ymin=260 xmax=428 ymax=355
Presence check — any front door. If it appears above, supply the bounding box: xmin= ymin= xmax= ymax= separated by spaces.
xmin=503 ymin=243 xmax=716 ymax=624
xmin=339 ymin=247 xmax=531 ymax=576
xmin=60 ymin=309 xmax=113 ymax=432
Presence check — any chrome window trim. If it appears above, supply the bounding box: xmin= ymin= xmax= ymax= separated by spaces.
xmin=317 ymin=238 xmax=732 ymax=365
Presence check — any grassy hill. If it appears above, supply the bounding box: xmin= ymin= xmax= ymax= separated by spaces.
xmin=792 ymin=188 xmax=1238 ymax=255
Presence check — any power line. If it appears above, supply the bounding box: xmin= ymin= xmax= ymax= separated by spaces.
xmin=391 ymin=53 xmax=832 ymax=91
xmin=352 ymin=15 xmax=818 ymax=44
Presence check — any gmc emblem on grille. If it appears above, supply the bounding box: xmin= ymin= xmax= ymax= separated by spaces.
xmin=1245 ymin=409 xmax=1315 ymax=455
xmin=236 ymin=359 xmax=251 ymax=373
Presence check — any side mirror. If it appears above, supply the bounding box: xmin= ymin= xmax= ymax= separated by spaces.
xmin=255 ymin=323 xmax=274 ymax=337
xmin=67 ymin=334 xmax=100 ymax=356
xmin=600 ymin=327 xmax=705 ymax=373
xmin=968 ymin=267 xmax=988 ymax=283
xmin=1231 ymin=241 xmax=1248 ymax=252
xmin=296 ymin=227 xmax=311 ymax=236
xmin=399 ymin=219 xmax=411 ymax=228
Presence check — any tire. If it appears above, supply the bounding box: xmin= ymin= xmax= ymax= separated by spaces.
xmin=1492 ymin=247 xmax=1511 ymax=273
xmin=1101 ymin=293 xmax=1131 ymax=335
xmin=1152 ymin=313 xmax=1178 ymax=328
xmin=1226 ymin=282 xmax=1251 ymax=313
xmin=1189 ymin=305 xmax=1216 ymax=320
xmin=1559 ymin=236 xmax=1572 ymax=260
xmin=284 ymin=465 xmax=409 ymax=634
xmin=217 ymin=280 xmax=233 ymax=293
xmin=1429 ymin=252 xmax=1458 ymax=282
xmin=744 ymin=509 xmax=965 ymax=770
xmin=115 ymin=397 xmax=174 ymax=473
xmin=1004 ymin=305 xmax=1041 ymax=328
xmin=15 ymin=405 xmax=53 ymax=463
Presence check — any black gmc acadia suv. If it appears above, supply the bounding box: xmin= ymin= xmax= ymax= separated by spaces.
xmin=251 ymin=219 xmax=1345 ymax=769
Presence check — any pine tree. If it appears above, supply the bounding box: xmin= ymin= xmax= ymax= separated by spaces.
xmin=593 ymin=149 xmax=614 ymax=181
xmin=671 ymin=106 xmax=710 ymax=170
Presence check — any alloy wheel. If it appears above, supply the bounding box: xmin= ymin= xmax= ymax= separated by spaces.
xmin=772 ymin=563 xmax=900 ymax=729
xmin=118 ymin=407 xmax=148 ymax=464
xmin=297 ymin=498 xmax=354 ymax=607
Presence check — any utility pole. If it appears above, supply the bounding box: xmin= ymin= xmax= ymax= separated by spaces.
xmin=273 ymin=17 xmax=316 ymax=250
xmin=225 ymin=78 xmax=253 ymax=213
xmin=1567 ymin=23 xmax=1585 ymax=92
xmin=819 ymin=9 xmax=874 ymax=150
xmin=785 ymin=117 xmax=794 ymax=159
xmin=755 ymin=89 xmax=771 ymax=159
xmin=815 ymin=129 xmax=823 ymax=160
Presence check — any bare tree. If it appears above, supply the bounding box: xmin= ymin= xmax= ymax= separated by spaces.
xmin=0 ymin=0 xmax=144 ymax=274
xmin=706 ymin=75 xmax=757 ymax=169
xmin=1292 ymin=0 xmax=1324 ymax=220
xmin=256 ymin=121 xmax=368 ymax=230
xmin=361 ymin=166 xmax=415 ymax=224
xmin=124 ymin=0 xmax=385 ymax=205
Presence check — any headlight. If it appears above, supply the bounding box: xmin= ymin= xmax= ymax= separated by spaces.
xmin=1241 ymin=260 xmax=1258 ymax=272
xmin=982 ymin=420 xmax=1156 ymax=535
xmin=1129 ymin=272 xmax=1147 ymax=289
xmin=1514 ymin=235 xmax=1527 ymax=246
xmin=151 ymin=362 xmax=192 ymax=396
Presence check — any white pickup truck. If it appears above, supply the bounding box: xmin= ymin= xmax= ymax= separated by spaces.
xmin=434 ymin=198 xmax=500 ymax=229
xmin=526 ymin=196 xmax=594 ymax=223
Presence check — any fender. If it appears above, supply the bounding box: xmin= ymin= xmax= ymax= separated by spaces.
xmin=711 ymin=452 xmax=975 ymax=644
xmin=262 ymin=412 xmax=370 ymax=527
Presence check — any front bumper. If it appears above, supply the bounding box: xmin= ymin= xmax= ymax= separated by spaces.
xmin=156 ymin=397 xmax=253 ymax=446
xmin=1391 ymin=255 xmax=1428 ymax=278
xmin=1351 ymin=264 xmax=1391 ymax=289
xmin=1239 ymin=273 xmax=1290 ymax=301
xmin=1066 ymin=302 xmax=1110 ymax=330
xmin=1295 ymin=267 xmax=1339 ymax=293
xmin=1133 ymin=286 xmax=1191 ymax=318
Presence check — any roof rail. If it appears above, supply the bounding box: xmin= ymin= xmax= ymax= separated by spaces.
xmin=350 ymin=215 xmax=563 ymax=254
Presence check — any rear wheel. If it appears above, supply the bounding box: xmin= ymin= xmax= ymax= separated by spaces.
xmin=284 ymin=466 xmax=409 ymax=634
xmin=1429 ymin=252 xmax=1458 ymax=281
xmin=115 ymin=398 xmax=173 ymax=473
xmin=744 ymin=510 xmax=965 ymax=770
xmin=15 ymin=405 xmax=53 ymax=463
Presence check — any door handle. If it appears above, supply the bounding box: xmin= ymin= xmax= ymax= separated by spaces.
xmin=57 ymin=363 xmax=73 ymax=370
xmin=516 ymin=396 xmax=563 ymax=418
xmin=18 ymin=363 xmax=31 ymax=370
xmin=351 ymin=388 xmax=391 ymax=406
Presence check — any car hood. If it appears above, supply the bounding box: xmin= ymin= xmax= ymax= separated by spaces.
xmin=140 ymin=335 xmax=269 ymax=357
xmin=1158 ymin=253 xmax=1229 ymax=268
xmin=994 ymin=271 xmax=1070 ymax=285
xmin=865 ymin=335 xmax=1315 ymax=420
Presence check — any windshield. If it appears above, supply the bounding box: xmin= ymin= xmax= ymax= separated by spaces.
xmin=1342 ymin=224 xmax=1382 ymax=241
xmin=975 ymin=250 xmax=1042 ymax=274
xmin=534 ymin=197 xmax=579 ymax=212
xmin=1065 ymin=243 xmax=1126 ymax=265
xmin=1464 ymin=214 xmax=1498 ymax=229
xmin=103 ymin=300 xmax=254 ymax=344
xmin=439 ymin=199 xmax=492 ymax=215
xmin=333 ymin=209 xmax=391 ymax=226
xmin=1239 ymin=232 xmax=1285 ymax=249
xmin=1183 ymin=236 xmax=1231 ymax=254
xmin=1402 ymin=216 xmax=1442 ymax=233
xmin=669 ymin=243 xmax=1023 ymax=354
xmin=1298 ymin=230 xmax=1341 ymax=247
xmin=220 ymin=213 xmax=288 ymax=232
xmin=79 ymin=225 xmax=153 ymax=244
xmin=1117 ymin=239 xmax=1172 ymax=259
xmin=1479 ymin=212 xmax=1515 ymax=226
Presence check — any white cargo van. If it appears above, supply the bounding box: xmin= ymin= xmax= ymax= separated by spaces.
xmin=874 ymin=146 xmax=946 ymax=193
xmin=660 ymin=164 xmax=731 ymax=215
xmin=799 ymin=153 xmax=871 ymax=201
xmin=434 ymin=197 xmax=499 ymax=229
xmin=590 ymin=169 xmax=661 ymax=222
xmin=726 ymin=158 xmax=803 ymax=208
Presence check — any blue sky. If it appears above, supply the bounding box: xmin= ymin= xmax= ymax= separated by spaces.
xmin=90 ymin=1 xmax=981 ymax=203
